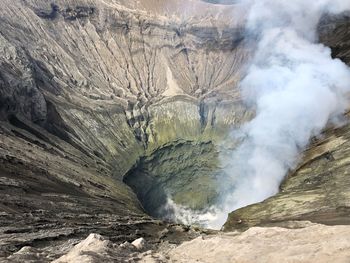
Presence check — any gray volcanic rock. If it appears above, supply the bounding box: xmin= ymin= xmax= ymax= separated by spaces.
xmin=20 ymin=223 xmax=350 ymax=263
xmin=0 ymin=0 xmax=246 ymax=259
xmin=319 ymin=12 xmax=350 ymax=64
xmin=1 ymin=0 xmax=350 ymax=261
xmin=0 ymin=0 xmax=248 ymax=174
xmin=161 ymin=223 xmax=350 ymax=263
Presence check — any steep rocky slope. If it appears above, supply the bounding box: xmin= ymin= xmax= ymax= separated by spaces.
xmin=0 ymin=0 xmax=248 ymax=258
xmin=0 ymin=0 xmax=350 ymax=261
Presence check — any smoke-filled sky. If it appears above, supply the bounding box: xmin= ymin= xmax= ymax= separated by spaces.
xmin=166 ymin=0 xmax=350 ymax=229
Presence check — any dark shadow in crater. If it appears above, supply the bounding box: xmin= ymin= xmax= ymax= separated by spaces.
xmin=123 ymin=141 xmax=226 ymax=221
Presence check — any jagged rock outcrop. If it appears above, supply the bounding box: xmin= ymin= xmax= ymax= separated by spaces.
xmin=11 ymin=223 xmax=350 ymax=262
xmin=0 ymin=0 xmax=248 ymax=259
xmin=1 ymin=0 xmax=350 ymax=261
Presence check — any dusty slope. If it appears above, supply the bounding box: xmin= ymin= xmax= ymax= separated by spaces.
xmin=0 ymin=0 xmax=350 ymax=261
xmin=28 ymin=223 xmax=350 ymax=263
xmin=165 ymin=223 xmax=350 ymax=263
xmin=0 ymin=0 xmax=247 ymax=258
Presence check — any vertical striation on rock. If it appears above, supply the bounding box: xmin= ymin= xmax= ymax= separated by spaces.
xmin=0 ymin=0 xmax=248 ymax=258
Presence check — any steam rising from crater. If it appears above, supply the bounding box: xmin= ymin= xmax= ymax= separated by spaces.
xmin=215 ymin=0 xmax=350 ymax=226
xmin=166 ymin=0 xmax=350 ymax=229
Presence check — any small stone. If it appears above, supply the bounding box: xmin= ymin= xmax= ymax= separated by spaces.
xmin=131 ymin=237 xmax=145 ymax=250
xmin=159 ymin=228 xmax=169 ymax=238
xmin=14 ymin=246 xmax=36 ymax=254
xmin=173 ymin=225 xmax=186 ymax=232
xmin=119 ymin=241 xmax=134 ymax=250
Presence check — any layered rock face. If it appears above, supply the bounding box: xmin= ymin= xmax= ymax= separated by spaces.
xmin=1 ymin=0 xmax=350 ymax=261
xmin=0 ymin=0 xmax=248 ymax=258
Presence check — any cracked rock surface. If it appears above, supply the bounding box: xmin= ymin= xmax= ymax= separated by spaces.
xmin=0 ymin=0 xmax=350 ymax=261
xmin=0 ymin=0 xmax=247 ymax=259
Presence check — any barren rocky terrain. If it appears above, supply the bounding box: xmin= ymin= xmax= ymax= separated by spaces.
xmin=12 ymin=222 xmax=349 ymax=262
xmin=0 ymin=0 xmax=350 ymax=262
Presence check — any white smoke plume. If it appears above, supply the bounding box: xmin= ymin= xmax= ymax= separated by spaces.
xmin=207 ymin=0 xmax=350 ymax=229
xmin=159 ymin=198 xmax=220 ymax=226
xmin=170 ymin=0 xmax=350 ymax=229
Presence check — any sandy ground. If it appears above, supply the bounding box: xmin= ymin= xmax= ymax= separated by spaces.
xmin=51 ymin=222 xmax=350 ymax=263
